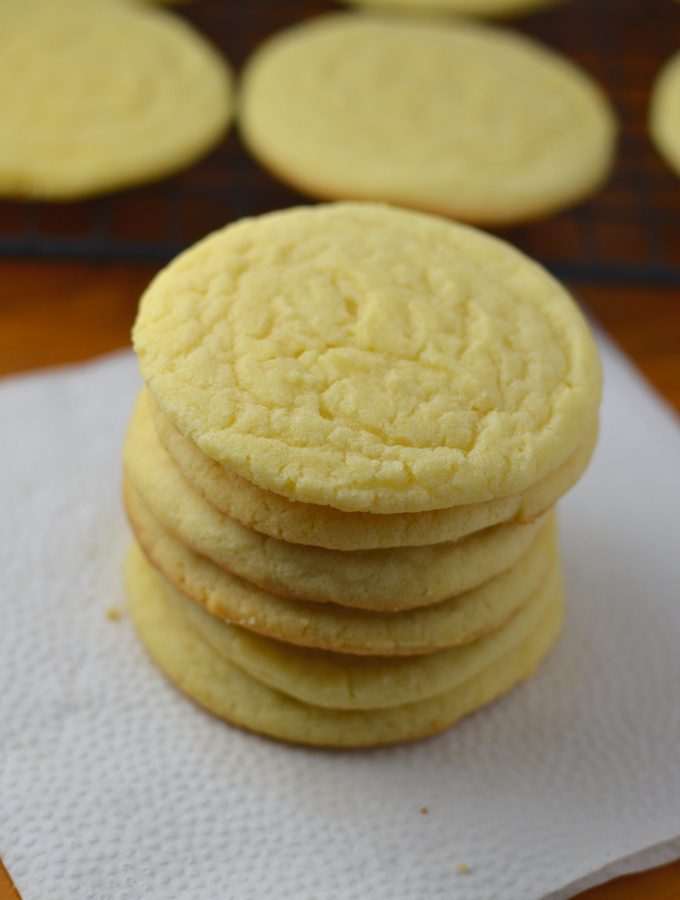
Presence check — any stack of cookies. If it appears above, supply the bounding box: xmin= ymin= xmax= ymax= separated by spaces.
xmin=124 ymin=202 xmax=601 ymax=748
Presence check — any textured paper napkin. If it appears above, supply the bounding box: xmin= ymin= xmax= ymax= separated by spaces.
xmin=1 ymin=338 xmax=679 ymax=900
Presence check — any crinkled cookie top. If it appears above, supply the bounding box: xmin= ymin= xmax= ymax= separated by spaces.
xmin=134 ymin=203 xmax=601 ymax=513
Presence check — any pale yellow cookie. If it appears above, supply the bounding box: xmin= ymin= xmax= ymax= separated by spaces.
xmin=125 ymin=483 xmax=559 ymax=656
xmin=650 ymin=50 xmax=680 ymax=179
xmin=179 ymin=559 xmax=561 ymax=710
xmin=341 ymin=0 xmax=566 ymax=17
xmin=149 ymin=390 xmax=597 ymax=550
xmin=0 ymin=0 xmax=232 ymax=199
xmin=123 ymin=396 xmax=548 ymax=610
xmin=133 ymin=203 xmax=602 ymax=513
xmin=126 ymin=542 xmax=564 ymax=747
xmin=238 ymin=17 xmax=615 ymax=224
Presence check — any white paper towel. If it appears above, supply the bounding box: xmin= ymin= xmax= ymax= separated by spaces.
xmin=1 ymin=338 xmax=679 ymax=900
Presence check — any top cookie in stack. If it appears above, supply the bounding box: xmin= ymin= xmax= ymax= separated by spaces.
xmin=133 ymin=202 xmax=600 ymax=543
xmin=126 ymin=202 xmax=601 ymax=747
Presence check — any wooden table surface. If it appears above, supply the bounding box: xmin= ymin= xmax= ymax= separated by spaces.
xmin=1 ymin=261 xmax=679 ymax=900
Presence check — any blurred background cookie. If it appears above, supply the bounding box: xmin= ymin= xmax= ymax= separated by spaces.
xmin=0 ymin=0 xmax=232 ymax=199
xmin=239 ymin=14 xmax=616 ymax=225
xmin=650 ymin=49 xmax=680 ymax=180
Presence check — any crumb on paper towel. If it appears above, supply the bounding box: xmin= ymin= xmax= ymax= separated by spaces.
xmin=105 ymin=606 xmax=122 ymax=621
xmin=420 ymin=806 xmax=429 ymax=815
xmin=457 ymin=863 xmax=470 ymax=875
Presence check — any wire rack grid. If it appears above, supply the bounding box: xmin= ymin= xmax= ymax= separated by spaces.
xmin=1 ymin=0 xmax=679 ymax=286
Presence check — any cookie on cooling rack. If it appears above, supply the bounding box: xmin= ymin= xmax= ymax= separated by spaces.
xmin=0 ymin=0 xmax=232 ymax=199
xmin=650 ymin=49 xmax=680 ymax=180
xmin=238 ymin=15 xmax=616 ymax=225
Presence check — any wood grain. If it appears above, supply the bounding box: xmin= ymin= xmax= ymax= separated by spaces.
xmin=0 ymin=864 xmax=19 ymax=900
xmin=0 ymin=261 xmax=678 ymax=900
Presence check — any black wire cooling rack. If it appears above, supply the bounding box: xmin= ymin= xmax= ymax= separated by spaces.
xmin=1 ymin=0 xmax=679 ymax=286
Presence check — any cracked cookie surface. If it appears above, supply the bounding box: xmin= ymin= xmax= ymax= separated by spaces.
xmin=134 ymin=203 xmax=601 ymax=513
xmin=148 ymin=389 xmax=597 ymax=549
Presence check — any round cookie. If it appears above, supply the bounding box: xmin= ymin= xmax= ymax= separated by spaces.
xmin=340 ymin=0 xmax=566 ymax=16
xmin=238 ymin=18 xmax=615 ymax=225
xmin=134 ymin=203 xmax=603 ymax=513
xmin=149 ymin=390 xmax=597 ymax=550
xmin=126 ymin=543 xmax=564 ymax=747
xmin=650 ymin=50 xmax=680 ymax=179
xmin=0 ymin=0 xmax=232 ymax=199
xmin=124 ymin=483 xmax=559 ymax=656
xmin=123 ymin=396 xmax=548 ymax=610
xmin=179 ymin=559 xmax=561 ymax=710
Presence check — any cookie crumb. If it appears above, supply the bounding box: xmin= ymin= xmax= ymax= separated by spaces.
xmin=419 ymin=806 xmax=429 ymax=815
xmin=105 ymin=606 xmax=122 ymax=621
xmin=457 ymin=863 xmax=470 ymax=875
